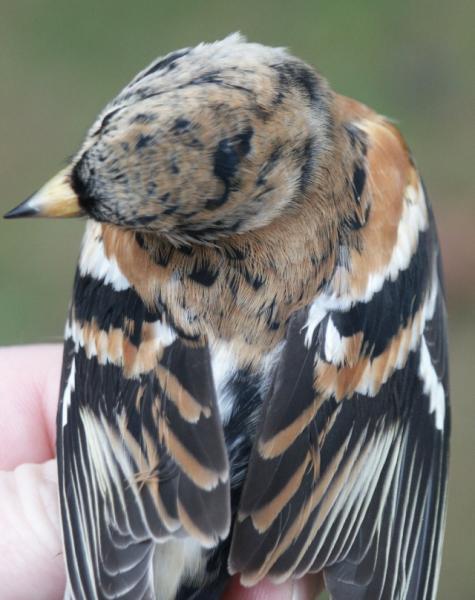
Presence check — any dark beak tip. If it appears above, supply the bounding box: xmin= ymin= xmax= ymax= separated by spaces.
xmin=3 ymin=197 xmax=38 ymax=220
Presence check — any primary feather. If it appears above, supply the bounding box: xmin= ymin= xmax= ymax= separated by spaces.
xmin=36 ymin=34 xmax=449 ymax=599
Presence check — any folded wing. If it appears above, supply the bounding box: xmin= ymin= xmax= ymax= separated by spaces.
xmin=58 ymin=267 xmax=230 ymax=599
xmin=230 ymin=119 xmax=449 ymax=600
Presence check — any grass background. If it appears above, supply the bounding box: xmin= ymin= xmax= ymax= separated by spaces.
xmin=0 ymin=1 xmax=473 ymax=597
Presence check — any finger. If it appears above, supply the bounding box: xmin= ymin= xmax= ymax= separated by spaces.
xmin=0 ymin=344 xmax=62 ymax=469
xmin=222 ymin=573 xmax=324 ymax=599
xmin=0 ymin=458 xmax=65 ymax=600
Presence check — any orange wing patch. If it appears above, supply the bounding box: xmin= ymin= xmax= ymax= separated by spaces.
xmin=334 ymin=117 xmax=427 ymax=302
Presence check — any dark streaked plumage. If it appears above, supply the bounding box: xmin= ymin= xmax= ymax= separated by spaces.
xmin=6 ymin=34 xmax=449 ymax=600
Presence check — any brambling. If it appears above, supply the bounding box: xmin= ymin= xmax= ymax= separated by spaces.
xmin=6 ymin=34 xmax=449 ymax=600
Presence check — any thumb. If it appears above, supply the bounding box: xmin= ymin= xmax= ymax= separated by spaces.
xmin=0 ymin=459 xmax=65 ymax=600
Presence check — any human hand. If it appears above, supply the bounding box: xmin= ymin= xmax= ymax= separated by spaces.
xmin=0 ymin=345 xmax=321 ymax=600
xmin=0 ymin=345 xmax=65 ymax=600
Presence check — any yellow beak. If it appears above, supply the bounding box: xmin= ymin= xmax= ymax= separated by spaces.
xmin=4 ymin=167 xmax=84 ymax=219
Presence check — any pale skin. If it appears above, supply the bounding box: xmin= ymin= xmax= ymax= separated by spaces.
xmin=0 ymin=345 xmax=320 ymax=600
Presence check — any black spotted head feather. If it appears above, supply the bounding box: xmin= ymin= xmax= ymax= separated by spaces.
xmin=69 ymin=34 xmax=334 ymax=241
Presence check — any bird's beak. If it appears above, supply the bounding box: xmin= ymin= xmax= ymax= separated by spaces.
xmin=4 ymin=167 xmax=84 ymax=219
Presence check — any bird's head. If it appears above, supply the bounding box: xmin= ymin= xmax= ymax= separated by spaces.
xmin=5 ymin=34 xmax=334 ymax=243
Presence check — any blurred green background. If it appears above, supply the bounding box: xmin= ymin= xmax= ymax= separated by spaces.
xmin=0 ymin=1 xmax=473 ymax=597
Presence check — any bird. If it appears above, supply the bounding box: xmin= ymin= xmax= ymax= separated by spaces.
xmin=5 ymin=33 xmax=449 ymax=600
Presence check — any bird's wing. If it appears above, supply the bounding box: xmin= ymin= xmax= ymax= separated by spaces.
xmin=57 ymin=237 xmax=230 ymax=599
xmin=230 ymin=117 xmax=449 ymax=600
